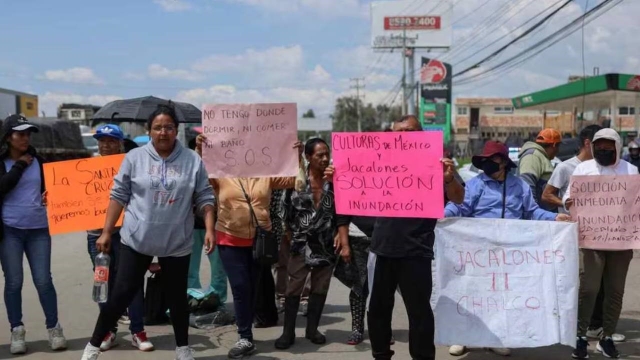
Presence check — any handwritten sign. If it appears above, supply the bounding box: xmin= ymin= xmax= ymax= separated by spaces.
xmin=433 ymin=218 xmax=578 ymax=348
xmin=570 ymin=175 xmax=640 ymax=249
xmin=44 ymin=155 xmax=124 ymax=235
xmin=201 ymin=103 xmax=298 ymax=178
xmin=332 ymin=131 xmax=444 ymax=218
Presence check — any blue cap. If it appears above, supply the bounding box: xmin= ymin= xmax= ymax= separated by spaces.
xmin=94 ymin=124 xmax=124 ymax=141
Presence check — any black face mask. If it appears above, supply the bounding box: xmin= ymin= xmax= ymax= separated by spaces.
xmin=630 ymin=151 xmax=639 ymax=159
xmin=594 ymin=149 xmax=616 ymax=166
xmin=482 ymin=161 xmax=501 ymax=176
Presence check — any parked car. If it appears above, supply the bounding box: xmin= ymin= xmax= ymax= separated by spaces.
xmin=82 ymin=133 xmax=99 ymax=156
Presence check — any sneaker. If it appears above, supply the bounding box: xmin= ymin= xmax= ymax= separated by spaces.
xmin=175 ymin=346 xmax=195 ymax=360
xmin=100 ymin=332 xmax=118 ymax=351
xmin=597 ymin=337 xmax=620 ymax=358
xmin=611 ymin=333 xmax=626 ymax=342
xmin=118 ymin=315 xmax=131 ymax=325
xmin=81 ymin=343 xmax=101 ymax=360
xmin=490 ymin=347 xmax=511 ymax=356
xmin=300 ymin=301 xmax=308 ymax=316
xmin=449 ymin=345 xmax=466 ymax=356
xmin=228 ymin=338 xmax=256 ymax=359
xmin=132 ymin=331 xmax=154 ymax=351
xmin=10 ymin=325 xmax=26 ymax=354
xmin=47 ymin=323 xmax=67 ymax=351
xmin=572 ymin=336 xmax=589 ymax=359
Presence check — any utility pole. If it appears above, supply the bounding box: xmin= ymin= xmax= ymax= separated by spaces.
xmin=401 ymin=26 xmax=407 ymax=115
xmin=350 ymin=77 xmax=365 ymax=132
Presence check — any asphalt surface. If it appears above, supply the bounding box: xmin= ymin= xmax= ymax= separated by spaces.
xmin=1 ymin=232 xmax=640 ymax=359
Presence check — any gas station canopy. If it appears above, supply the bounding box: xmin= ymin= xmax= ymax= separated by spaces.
xmin=511 ymin=73 xmax=640 ymax=112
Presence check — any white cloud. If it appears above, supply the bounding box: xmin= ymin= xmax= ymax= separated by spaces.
xmin=176 ymin=85 xmax=340 ymax=117
xmin=308 ymin=65 xmax=332 ymax=83
xmin=43 ymin=67 xmax=103 ymax=85
xmin=147 ymin=64 xmax=203 ymax=81
xmin=192 ymin=45 xmax=304 ymax=76
xmin=39 ymin=92 xmax=123 ymax=117
xmin=154 ymin=0 xmax=192 ymax=12
xmin=224 ymin=0 xmax=368 ymax=18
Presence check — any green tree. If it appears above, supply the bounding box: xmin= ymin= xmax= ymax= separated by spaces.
xmin=302 ymin=109 xmax=316 ymax=118
xmin=331 ymin=96 xmax=402 ymax=132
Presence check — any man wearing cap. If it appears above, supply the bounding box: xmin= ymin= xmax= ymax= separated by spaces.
xmin=445 ymin=141 xmax=570 ymax=357
xmin=518 ymin=128 xmax=562 ymax=211
xmin=564 ymin=128 xmax=637 ymax=359
xmin=86 ymin=124 xmax=154 ymax=352
xmin=0 ymin=115 xmax=67 ymax=354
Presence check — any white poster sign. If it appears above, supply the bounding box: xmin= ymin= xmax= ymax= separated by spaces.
xmin=433 ymin=218 xmax=579 ymax=348
xmin=371 ymin=0 xmax=453 ymax=49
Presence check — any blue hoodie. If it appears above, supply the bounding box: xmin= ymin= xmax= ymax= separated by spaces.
xmin=111 ymin=140 xmax=215 ymax=257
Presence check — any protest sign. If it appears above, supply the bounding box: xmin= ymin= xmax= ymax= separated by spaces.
xmin=201 ymin=103 xmax=298 ymax=178
xmin=43 ymin=154 xmax=124 ymax=235
xmin=332 ymin=131 xmax=444 ymax=218
xmin=570 ymin=174 xmax=640 ymax=250
xmin=433 ymin=218 xmax=578 ymax=348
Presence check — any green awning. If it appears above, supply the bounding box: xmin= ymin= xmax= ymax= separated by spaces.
xmin=511 ymin=73 xmax=640 ymax=112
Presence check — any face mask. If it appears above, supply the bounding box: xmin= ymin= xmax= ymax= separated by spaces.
xmin=482 ymin=161 xmax=501 ymax=176
xmin=594 ymin=149 xmax=616 ymax=166
xmin=631 ymin=151 xmax=639 ymax=159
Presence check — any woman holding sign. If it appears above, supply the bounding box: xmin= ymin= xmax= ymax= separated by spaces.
xmin=0 ymin=115 xmax=67 ymax=355
xmin=80 ymin=104 xmax=216 ymax=360
xmin=195 ymin=133 xmax=304 ymax=359
xmin=444 ymin=140 xmax=570 ymax=357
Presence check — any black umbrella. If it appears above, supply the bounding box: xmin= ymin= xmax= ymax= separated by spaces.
xmin=91 ymin=96 xmax=201 ymax=127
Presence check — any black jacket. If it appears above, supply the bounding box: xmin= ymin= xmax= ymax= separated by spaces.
xmin=0 ymin=146 xmax=46 ymax=240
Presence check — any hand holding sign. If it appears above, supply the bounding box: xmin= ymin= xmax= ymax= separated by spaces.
xmin=332 ymin=131 xmax=444 ymax=218
xmin=43 ymin=154 xmax=125 ymax=235
xmin=201 ymin=103 xmax=299 ymax=178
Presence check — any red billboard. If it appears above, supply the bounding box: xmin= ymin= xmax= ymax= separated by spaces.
xmin=384 ymin=16 xmax=441 ymax=31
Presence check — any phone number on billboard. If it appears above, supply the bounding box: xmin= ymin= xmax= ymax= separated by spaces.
xmin=384 ymin=16 xmax=441 ymax=30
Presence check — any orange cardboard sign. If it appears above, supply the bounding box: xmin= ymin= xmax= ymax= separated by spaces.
xmin=43 ymin=154 xmax=125 ymax=235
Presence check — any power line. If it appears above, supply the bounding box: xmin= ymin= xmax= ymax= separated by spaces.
xmin=453 ymin=0 xmax=574 ymax=78
xmin=454 ymin=0 xmax=623 ymax=86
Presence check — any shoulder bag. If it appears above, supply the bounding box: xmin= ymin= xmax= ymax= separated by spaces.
xmin=238 ymin=180 xmax=279 ymax=265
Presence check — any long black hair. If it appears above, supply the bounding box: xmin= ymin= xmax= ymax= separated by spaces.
xmin=147 ymin=103 xmax=179 ymax=130
xmin=304 ymin=137 xmax=329 ymax=157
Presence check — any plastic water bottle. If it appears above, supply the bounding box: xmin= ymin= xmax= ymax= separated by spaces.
xmin=93 ymin=253 xmax=110 ymax=303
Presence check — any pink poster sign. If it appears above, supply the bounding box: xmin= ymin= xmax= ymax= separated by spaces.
xmin=332 ymin=131 xmax=444 ymax=218
xmin=201 ymin=103 xmax=299 ymax=178
xmin=570 ymin=175 xmax=640 ymax=250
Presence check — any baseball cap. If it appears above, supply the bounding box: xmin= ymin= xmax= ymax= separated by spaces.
xmin=536 ymin=128 xmax=562 ymax=145
xmin=93 ymin=124 xmax=124 ymax=141
xmin=2 ymin=114 xmax=39 ymax=136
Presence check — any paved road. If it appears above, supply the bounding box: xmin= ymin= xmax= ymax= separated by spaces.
xmin=1 ymin=232 xmax=640 ymax=359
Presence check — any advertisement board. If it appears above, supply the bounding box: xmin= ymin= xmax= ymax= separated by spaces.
xmin=371 ymin=0 xmax=453 ymax=49
xmin=420 ymin=57 xmax=452 ymax=142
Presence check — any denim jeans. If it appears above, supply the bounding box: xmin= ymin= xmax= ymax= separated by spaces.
xmin=88 ymin=232 xmax=145 ymax=334
xmin=0 ymin=226 xmax=59 ymax=330
xmin=188 ymin=229 xmax=228 ymax=303
xmin=218 ymin=245 xmax=257 ymax=341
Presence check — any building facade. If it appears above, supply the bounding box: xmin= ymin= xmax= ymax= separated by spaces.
xmin=0 ymin=87 xmax=39 ymax=118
